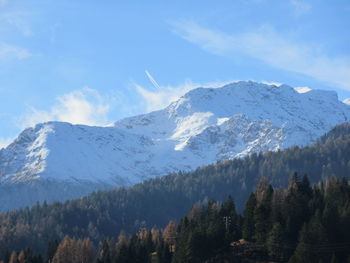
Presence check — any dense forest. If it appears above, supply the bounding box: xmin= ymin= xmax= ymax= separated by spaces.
xmin=2 ymin=175 xmax=350 ymax=263
xmin=0 ymin=123 xmax=350 ymax=260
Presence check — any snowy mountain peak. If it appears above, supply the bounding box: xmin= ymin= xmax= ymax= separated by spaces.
xmin=1 ymin=81 xmax=350 ymax=211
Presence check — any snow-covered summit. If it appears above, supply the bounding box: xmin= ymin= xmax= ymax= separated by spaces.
xmin=115 ymin=81 xmax=346 ymax=150
xmin=1 ymin=81 xmax=350 ymax=211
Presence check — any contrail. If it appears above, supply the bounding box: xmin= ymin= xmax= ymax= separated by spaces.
xmin=145 ymin=70 xmax=161 ymax=91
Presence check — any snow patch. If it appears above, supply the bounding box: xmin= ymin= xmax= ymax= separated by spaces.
xmin=343 ymin=98 xmax=350 ymax=106
xmin=294 ymin=86 xmax=312 ymax=93
xmin=217 ymin=118 xmax=229 ymax=125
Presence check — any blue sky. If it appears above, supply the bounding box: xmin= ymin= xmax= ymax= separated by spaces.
xmin=1 ymin=0 xmax=350 ymax=147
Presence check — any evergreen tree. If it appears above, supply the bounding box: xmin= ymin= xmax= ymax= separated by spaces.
xmin=266 ymin=223 xmax=285 ymax=261
xmin=242 ymin=193 xmax=257 ymax=241
xmin=156 ymin=238 xmax=172 ymax=263
xmin=96 ymin=240 xmax=111 ymax=263
xmin=290 ymin=214 xmax=328 ymax=263
xmin=220 ymin=195 xmax=240 ymax=242
xmin=284 ymin=173 xmax=312 ymax=244
xmin=254 ymin=204 xmax=271 ymax=243
xmin=46 ymin=240 xmax=59 ymax=263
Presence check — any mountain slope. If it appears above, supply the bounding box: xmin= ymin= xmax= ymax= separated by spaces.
xmin=0 ymin=122 xmax=350 ymax=257
xmin=1 ymin=81 xmax=350 ymax=211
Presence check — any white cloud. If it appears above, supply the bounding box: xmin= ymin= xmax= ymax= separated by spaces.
xmin=0 ymin=42 xmax=32 ymax=59
xmin=19 ymin=88 xmax=111 ymax=129
xmin=290 ymin=0 xmax=311 ymax=16
xmin=171 ymin=20 xmax=350 ymax=91
xmin=0 ymin=0 xmax=8 ymax=6
xmin=135 ymin=79 xmax=231 ymax=112
xmin=19 ymin=81 xmax=216 ymax=131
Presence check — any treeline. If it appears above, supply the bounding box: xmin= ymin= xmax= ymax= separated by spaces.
xmin=0 ymin=123 xmax=350 ymax=258
xmin=2 ymin=175 xmax=350 ymax=263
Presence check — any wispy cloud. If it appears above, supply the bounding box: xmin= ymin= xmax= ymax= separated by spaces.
xmin=290 ymin=0 xmax=311 ymax=16
xmin=0 ymin=11 xmax=34 ymax=36
xmin=18 ymin=88 xmax=111 ymax=129
xmin=171 ymin=20 xmax=350 ymax=91
xmin=19 ymin=81 xmax=217 ymax=130
xmin=135 ymin=79 xmax=231 ymax=112
xmin=0 ymin=8 xmax=34 ymax=61
xmin=0 ymin=42 xmax=32 ymax=59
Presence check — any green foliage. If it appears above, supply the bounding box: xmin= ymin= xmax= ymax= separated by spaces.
xmin=1 ymin=176 xmax=350 ymax=263
xmin=172 ymin=198 xmax=238 ymax=263
xmin=267 ymin=223 xmax=285 ymax=261
xmin=242 ymin=193 xmax=257 ymax=241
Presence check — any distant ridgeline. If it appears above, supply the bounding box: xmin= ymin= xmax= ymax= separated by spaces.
xmin=0 ymin=123 xmax=350 ymax=261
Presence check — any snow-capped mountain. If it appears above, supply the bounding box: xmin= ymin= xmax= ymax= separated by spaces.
xmin=1 ymin=81 xmax=350 ymax=211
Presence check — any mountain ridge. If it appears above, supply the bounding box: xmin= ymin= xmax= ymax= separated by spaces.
xmin=0 ymin=122 xmax=350 ymax=258
xmin=1 ymin=80 xmax=350 ymax=211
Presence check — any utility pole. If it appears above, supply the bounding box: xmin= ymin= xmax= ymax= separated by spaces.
xmin=223 ymin=216 xmax=231 ymax=232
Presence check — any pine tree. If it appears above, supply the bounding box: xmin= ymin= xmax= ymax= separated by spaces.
xmin=266 ymin=223 xmax=284 ymax=261
xmin=97 ymin=240 xmax=112 ymax=263
xmin=242 ymin=193 xmax=257 ymax=241
xmin=254 ymin=183 xmax=273 ymax=243
xmin=300 ymin=174 xmax=312 ymax=198
xmin=220 ymin=195 xmax=240 ymax=242
xmin=284 ymin=173 xmax=312 ymax=244
xmin=290 ymin=214 xmax=328 ymax=263
xmin=156 ymin=238 xmax=172 ymax=263
xmin=46 ymin=240 xmax=59 ymax=263
xmin=172 ymin=217 xmax=193 ymax=263
xmin=145 ymin=230 xmax=154 ymax=254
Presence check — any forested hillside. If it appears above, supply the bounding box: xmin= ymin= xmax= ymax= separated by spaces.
xmin=93 ymin=175 xmax=350 ymax=263
xmin=2 ymin=175 xmax=350 ymax=263
xmin=0 ymin=123 xmax=350 ymax=259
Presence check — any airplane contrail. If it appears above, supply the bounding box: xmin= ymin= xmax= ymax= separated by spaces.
xmin=145 ymin=70 xmax=161 ymax=91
